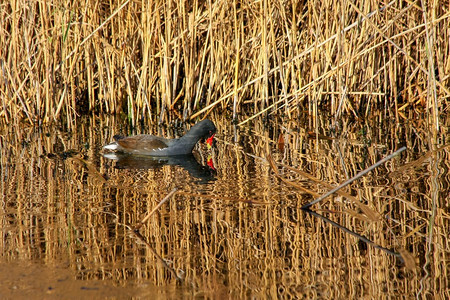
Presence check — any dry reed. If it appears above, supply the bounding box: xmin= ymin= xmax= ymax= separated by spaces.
xmin=0 ymin=1 xmax=448 ymax=130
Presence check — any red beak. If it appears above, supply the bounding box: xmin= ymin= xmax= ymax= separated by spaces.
xmin=206 ymin=134 xmax=215 ymax=148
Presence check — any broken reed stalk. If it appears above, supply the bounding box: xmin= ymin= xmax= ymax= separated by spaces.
xmin=301 ymin=147 xmax=407 ymax=209
xmin=134 ymin=187 xmax=178 ymax=231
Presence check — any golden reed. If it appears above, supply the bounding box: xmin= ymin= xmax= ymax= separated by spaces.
xmin=0 ymin=1 xmax=448 ymax=130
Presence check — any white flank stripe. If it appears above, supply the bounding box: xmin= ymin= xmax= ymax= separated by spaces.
xmin=103 ymin=143 xmax=118 ymax=150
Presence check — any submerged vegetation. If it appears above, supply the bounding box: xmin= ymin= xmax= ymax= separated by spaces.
xmin=0 ymin=0 xmax=448 ymax=129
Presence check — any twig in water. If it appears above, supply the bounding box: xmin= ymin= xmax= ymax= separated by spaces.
xmin=134 ymin=188 xmax=178 ymax=231
xmin=301 ymin=147 xmax=406 ymax=209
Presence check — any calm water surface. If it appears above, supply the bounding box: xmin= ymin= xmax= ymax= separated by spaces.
xmin=1 ymin=115 xmax=448 ymax=299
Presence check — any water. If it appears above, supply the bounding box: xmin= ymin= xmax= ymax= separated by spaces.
xmin=0 ymin=115 xmax=448 ymax=298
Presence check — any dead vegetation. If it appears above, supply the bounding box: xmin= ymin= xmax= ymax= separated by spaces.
xmin=0 ymin=0 xmax=448 ymax=128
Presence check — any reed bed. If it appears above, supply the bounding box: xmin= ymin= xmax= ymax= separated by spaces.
xmin=0 ymin=0 xmax=448 ymax=129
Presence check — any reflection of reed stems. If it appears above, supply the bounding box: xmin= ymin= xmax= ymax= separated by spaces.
xmin=134 ymin=188 xmax=178 ymax=230
xmin=304 ymin=207 xmax=417 ymax=271
xmin=303 ymin=208 xmax=403 ymax=259
xmin=130 ymin=230 xmax=184 ymax=282
xmin=177 ymin=191 xmax=271 ymax=205
xmin=267 ymin=153 xmax=380 ymax=221
xmin=302 ymin=147 xmax=407 ymax=209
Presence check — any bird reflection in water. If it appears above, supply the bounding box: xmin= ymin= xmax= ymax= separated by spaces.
xmin=103 ymin=152 xmax=216 ymax=184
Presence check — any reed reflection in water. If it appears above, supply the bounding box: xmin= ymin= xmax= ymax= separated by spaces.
xmin=0 ymin=115 xmax=448 ymax=298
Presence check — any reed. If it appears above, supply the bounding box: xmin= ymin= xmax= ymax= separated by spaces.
xmin=0 ymin=1 xmax=448 ymax=128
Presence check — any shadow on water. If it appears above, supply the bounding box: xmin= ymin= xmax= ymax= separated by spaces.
xmin=0 ymin=114 xmax=448 ymax=298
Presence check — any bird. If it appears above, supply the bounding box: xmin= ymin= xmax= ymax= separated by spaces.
xmin=103 ymin=119 xmax=216 ymax=156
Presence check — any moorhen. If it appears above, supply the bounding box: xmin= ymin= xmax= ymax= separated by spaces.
xmin=103 ymin=119 xmax=216 ymax=156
